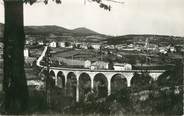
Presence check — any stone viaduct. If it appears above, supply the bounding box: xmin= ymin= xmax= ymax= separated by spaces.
xmin=37 ymin=46 xmax=166 ymax=102
xmin=48 ymin=67 xmax=165 ymax=102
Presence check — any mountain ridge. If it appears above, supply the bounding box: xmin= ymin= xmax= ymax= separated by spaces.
xmin=105 ymin=34 xmax=184 ymax=45
xmin=72 ymin=27 xmax=100 ymax=35
xmin=0 ymin=23 xmax=183 ymax=44
xmin=0 ymin=23 xmax=103 ymax=38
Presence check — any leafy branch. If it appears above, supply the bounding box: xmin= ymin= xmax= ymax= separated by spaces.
xmin=23 ymin=0 xmax=124 ymax=11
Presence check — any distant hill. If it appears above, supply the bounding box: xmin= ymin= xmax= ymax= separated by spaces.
xmin=72 ymin=27 xmax=99 ymax=35
xmin=0 ymin=23 xmax=107 ymax=42
xmin=24 ymin=25 xmax=72 ymax=36
xmin=1 ymin=23 xmax=183 ymax=45
xmin=24 ymin=25 xmax=102 ymax=36
xmin=105 ymin=34 xmax=184 ymax=46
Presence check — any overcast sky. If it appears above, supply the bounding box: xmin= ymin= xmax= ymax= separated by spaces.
xmin=0 ymin=0 xmax=184 ymax=36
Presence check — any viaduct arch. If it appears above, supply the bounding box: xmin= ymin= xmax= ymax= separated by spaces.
xmin=47 ymin=67 xmax=165 ymax=102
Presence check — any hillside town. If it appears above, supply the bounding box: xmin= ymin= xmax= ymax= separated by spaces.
xmin=0 ymin=25 xmax=183 ymax=115
xmin=19 ymin=34 xmax=184 ymax=70
xmin=0 ymin=0 xmax=184 ymax=114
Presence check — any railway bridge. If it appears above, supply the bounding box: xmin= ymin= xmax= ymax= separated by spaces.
xmin=48 ymin=66 xmax=165 ymax=102
xmin=37 ymin=46 xmax=167 ymax=102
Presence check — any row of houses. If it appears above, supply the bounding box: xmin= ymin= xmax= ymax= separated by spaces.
xmin=49 ymin=41 xmax=101 ymax=50
xmin=104 ymin=43 xmax=158 ymax=52
xmin=25 ymin=39 xmax=101 ymax=50
xmin=105 ymin=43 xmax=179 ymax=55
xmin=52 ymin=57 xmax=132 ymax=71
xmin=159 ymin=46 xmax=176 ymax=54
xmin=25 ymin=39 xmax=158 ymax=52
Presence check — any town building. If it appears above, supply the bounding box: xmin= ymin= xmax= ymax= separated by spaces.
xmin=24 ymin=48 xmax=29 ymax=58
xmin=91 ymin=43 xmax=101 ymax=50
xmin=159 ymin=47 xmax=168 ymax=54
xmin=37 ymin=40 xmax=44 ymax=45
xmin=84 ymin=60 xmax=91 ymax=68
xmin=169 ymin=46 xmax=176 ymax=53
xmin=74 ymin=42 xmax=82 ymax=49
xmin=58 ymin=41 xmax=65 ymax=48
xmin=113 ymin=63 xmax=132 ymax=71
xmin=90 ymin=61 xmax=109 ymax=70
xmin=49 ymin=41 xmax=57 ymax=48
xmin=25 ymin=40 xmax=30 ymax=45
xmin=80 ymin=43 xmax=88 ymax=49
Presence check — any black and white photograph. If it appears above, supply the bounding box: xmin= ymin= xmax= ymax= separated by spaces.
xmin=0 ymin=0 xmax=183 ymax=115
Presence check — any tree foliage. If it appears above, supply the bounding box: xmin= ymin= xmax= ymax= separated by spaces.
xmin=23 ymin=0 xmax=116 ymax=11
xmin=1 ymin=0 xmax=123 ymax=114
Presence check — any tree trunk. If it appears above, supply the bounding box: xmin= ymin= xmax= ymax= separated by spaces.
xmin=3 ymin=1 xmax=28 ymax=114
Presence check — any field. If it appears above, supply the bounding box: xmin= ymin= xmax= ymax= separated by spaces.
xmin=52 ymin=48 xmax=99 ymax=61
